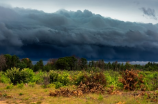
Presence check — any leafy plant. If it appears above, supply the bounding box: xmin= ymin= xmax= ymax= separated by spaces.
xmin=49 ymin=71 xmax=58 ymax=83
xmin=28 ymin=82 xmax=36 ymax=87
xmin=6 ymin=83 xmax=13 ymax=89
xmin=5 ymin=67 xmax=21 ymax=84
xmin=54 ymin=82 xmax=63 ymax=89
xmin=19 ymin=92 xmax=24 ymax=96
xmin=57 ymin=72 xmax=70 ymax=86
xmin=17 ymin=83 xmax=24 ymax=89
xmin=5 ymin=68 xmax=34 ymax=84
xmin=0 ymin=72 xmax=10 ymax=83
xmin=98 ymin=94 xmax=104 ymax=101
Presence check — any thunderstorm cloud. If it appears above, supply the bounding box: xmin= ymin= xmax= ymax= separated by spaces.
xmin=0 ymin=6 xmax=158 ymax=61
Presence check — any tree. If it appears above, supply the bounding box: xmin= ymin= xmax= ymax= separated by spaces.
xmin=55 ymin=56 xmax=77 ymax=70
xmin=21 ymin=58 xmax=33 ymax=68
xmin=55 ymin=58 xmax=69 ymax=70
xmin=11 ymin=55 xmax=20 ymax=68
xmin=4 ymin=54 xmax=12 ymax=69
xmin=78 ymin=58 xmax=87 ymax=69
xmin=0 ymin=54 xmax=6 ymax=71
xmin=33 ymin=59 xmax=44 ymax=72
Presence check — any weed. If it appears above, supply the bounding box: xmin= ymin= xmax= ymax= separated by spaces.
xmin=54 ymin=82 xmax=63 ymax=89
xmin=19 ymin=92 xmax=24 ymax=96
xmin=98 ymin=94 xmax=103 ymax=101
xmin=28 ymin=82 xmax=36 ymax=87
xmin=17 ymin=83 xmax=24 ymax=89
xmin=6 ymin=83 xmax=13 ymax=89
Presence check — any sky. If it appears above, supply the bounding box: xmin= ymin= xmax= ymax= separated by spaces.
xmin=0 ymin=0 xmax=158 ymax=61
xmin=0 ymin=0 xmax=158 ymax=24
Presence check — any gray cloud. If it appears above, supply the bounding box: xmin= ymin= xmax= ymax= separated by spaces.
xmin=141 ymin=7 xmax=157 ymax=20
xmin=0 ymin=6 xmax=158 ymax=61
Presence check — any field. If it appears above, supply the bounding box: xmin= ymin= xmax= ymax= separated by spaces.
xmin=0 ymin=68 xmax=158 ymax=104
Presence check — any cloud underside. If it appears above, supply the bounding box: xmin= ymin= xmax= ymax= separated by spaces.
xmin=0 ymin=6 xmax=158 ymax=61
xmin=141 ymin=7 xmax=157 ymax=20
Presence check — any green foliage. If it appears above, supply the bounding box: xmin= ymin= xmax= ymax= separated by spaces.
xmin=43 ymin=64 xmax=52 ymax=72
xmin=0 ymin=72 xmax=10 ymax=83
xmin=28 ymin=82 xmax=36 ymax=87
xmin=55 ymin=58 xmax=69 ymax=70
xmin=57 ymin=72 xmax=70 ymax=86
xmin=80 ymin=58 xmax=87 ymax=69
xmin=33 ymin=60 xmax=44 ymax=72
xmin=6 ymin=83 xmax=13 ymax=89
xmin=56 ymin=56 xmax=77 ymax=70
xmin=5 ymin=67 xmax=21 ymax=84
xmin=17 ymin=83 xmax=24 ymax=89
xmin=17 ymin=61 xmax=27 ymax=70
xmin=19 ymin=92 xmax=24 ymax=96
xmin=74 ymin=74 xmax=84 ymax=85
xmin=86 ymin=67 xmax=102 ymax=72
xmin=5 ymin=67 xmax=34 ymax=84
xmin=141 ymin=71 xmax=158 ymax=91
xmin=98 ymin=94 xmax=104 ymax=101
xmin=49 ymin=71 xmax=58 ymax=83
xmin=104 ymin=70 xmax=120 ymax=90
xmin=20 ymin=68 xmax=34 ymax=83
xmin=54 ymin=82 xmax=63 ymax=89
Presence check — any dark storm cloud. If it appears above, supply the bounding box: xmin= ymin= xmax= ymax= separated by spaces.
xmin=141 ymin=7 xmax=157 ymax=20
xmin=1 ymin=6 xmax=158 ymax=61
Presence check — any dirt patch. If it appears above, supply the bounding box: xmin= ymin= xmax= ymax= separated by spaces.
xmin=0 ymin=101 xmax=7 ymax=104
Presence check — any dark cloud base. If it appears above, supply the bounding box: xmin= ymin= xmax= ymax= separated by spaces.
xmin=0 ymin=6 xmax=158 ymax=61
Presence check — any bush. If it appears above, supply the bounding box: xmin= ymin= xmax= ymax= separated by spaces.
xmin=142 ymin=71 xmax=158 ymax=91
xmin=49 ymin=71 xmax=58 ymax=83
xmin=5 ymin=67 xmax=21 ymax=84
xmin=20 ymin=68 xmax=34 ymax=83
xmin=17 ymin=83 xmax=24 ymax=89
xmin=57 ymin=72 xmax=70 ymax=86
xmin=28 ymin=82 xmax=36 ymax=87
xmin=5 ymin=67 xmax=34 ymax=85
xmin=0 ymin=72 xmax=10 ymax=83
xmin=31 ymin=71 xmax=44 ymax=84
xmin=77 ymin=72 xmax=106 ymax=86
xmin=6 ymin=83 xmax=13 ymax=89
xmin=54 ymin=82 xmax=63 ymax=89
xmin=119 ymin=69 xmax=145 ymax=91
xmin=105 ymin=70 xmax=120 ymax=90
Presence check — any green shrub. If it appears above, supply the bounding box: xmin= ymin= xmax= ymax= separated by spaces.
xmin=19 ymin=92 xmax=24 ymax=96
xmin=49 ymin=71 xmax=58 ymax=83
xmin=98 ymin=94 xmax=104 ymax=101
xmin=5 ymin=67 xmax=34 ymax=85
xmin=54 ymin=82 xmax=63 ymax=89
xmin=28 ymin=82 xmax=36 ymax=87
xmin=105 ymin=71 xmax=120 ymax=90
xmin=74 ymin=74 xmax=84 ymax=85
xmin=0 ymin=72 xmax=10 ymax=84
xmin=20 ymin=68 xmax=34 ymax=83
xmin=17 ymin=83 xmax=24 ymax=89
xmin=142 ymin=71 xmax=158 ymax=91
xmin=57 ymin=72 xmax=70 ymax=86
xmin=31 ymin=71 xmax=44 ymax=84
xmin=5 ymin=67 xmax=21 ymax=84
xmin=6 ymin=83 xmax=13 ymax=89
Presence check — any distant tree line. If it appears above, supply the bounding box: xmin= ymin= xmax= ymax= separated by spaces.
xmin=0 ymin=54 xmax=157 ymax=72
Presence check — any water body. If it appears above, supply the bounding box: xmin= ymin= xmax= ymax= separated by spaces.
xmin=32 ymin=61 xmax=158 ymax=65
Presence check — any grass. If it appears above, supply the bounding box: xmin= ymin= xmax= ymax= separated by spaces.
xmin=1 ymin=70 xmax=158 ymax=104
xmin=0 ymin=83 xmax=157 ymax=104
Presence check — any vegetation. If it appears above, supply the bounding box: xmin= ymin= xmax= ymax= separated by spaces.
xmin=0 ymin=54 xmax=158 ymax=103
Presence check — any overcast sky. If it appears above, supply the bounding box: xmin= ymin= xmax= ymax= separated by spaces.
xmin=0 ymin=0 xmax=158 ymax=24
xmin=0 ymin=0 xmax=158 ymax=61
